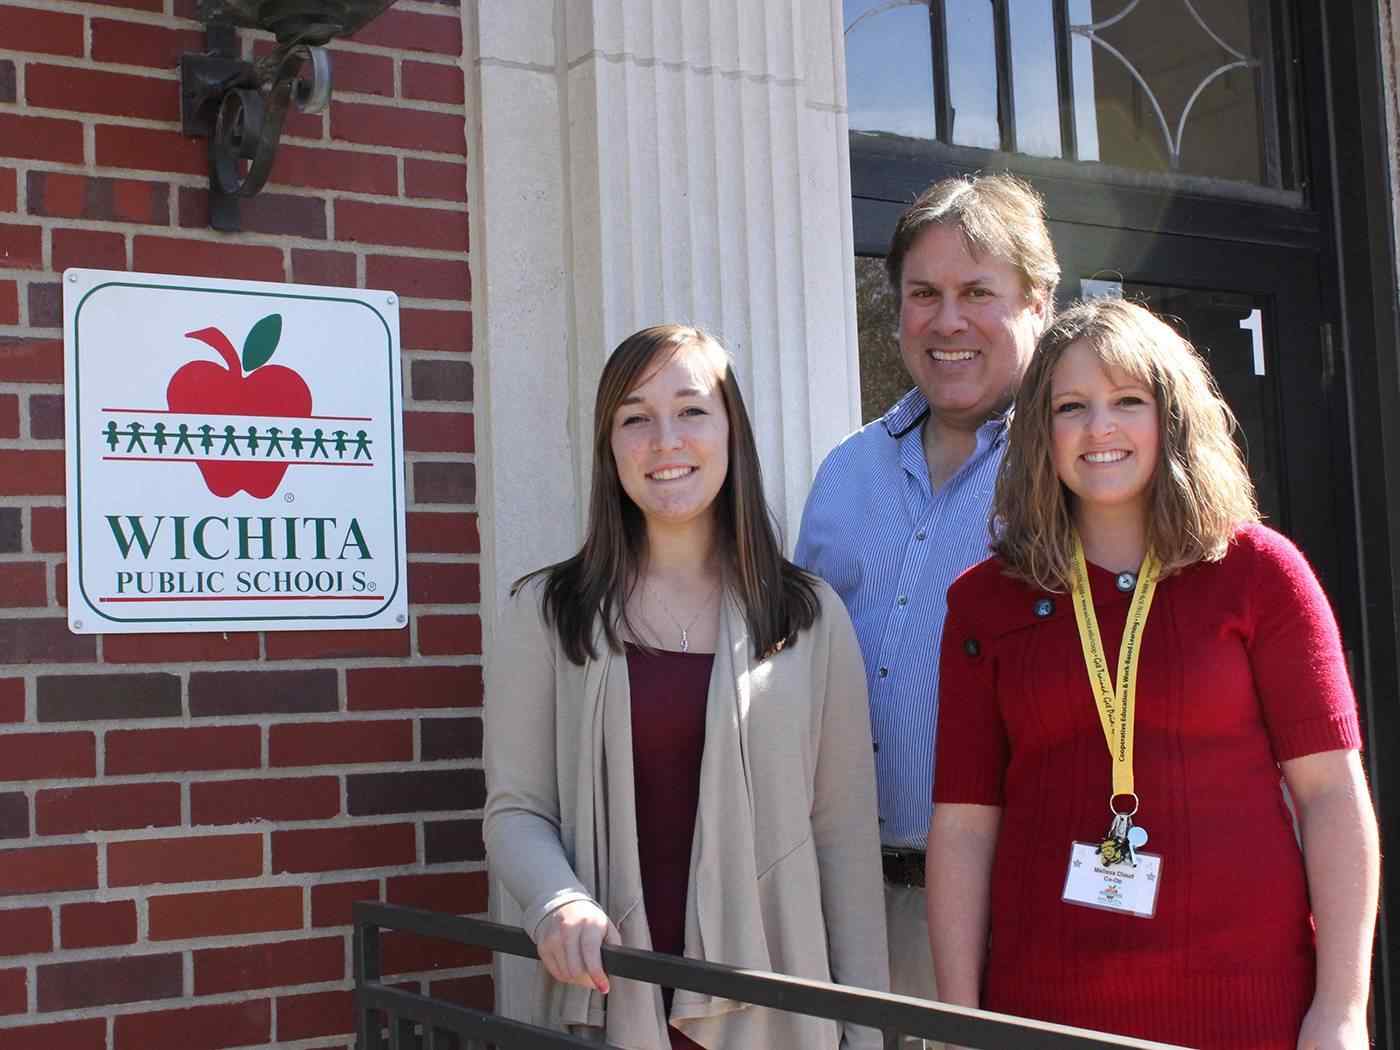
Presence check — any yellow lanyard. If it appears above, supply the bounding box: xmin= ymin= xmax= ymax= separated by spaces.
xmin=1069 ymin=536 xmax=1161 ymax=802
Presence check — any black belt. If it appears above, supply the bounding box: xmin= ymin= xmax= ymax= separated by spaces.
xmin=881 ymin=847 xmax=925 ymax=888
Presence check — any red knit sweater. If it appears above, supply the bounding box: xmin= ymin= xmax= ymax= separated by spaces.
xmin=934 ymin=524 xmax=1361 ymax=1049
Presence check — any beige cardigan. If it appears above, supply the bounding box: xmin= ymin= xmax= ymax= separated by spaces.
xmin=484 ymin=576 xmax=889 ymax=1050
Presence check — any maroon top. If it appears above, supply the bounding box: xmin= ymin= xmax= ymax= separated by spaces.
xmin=935 ymin=524 xmax=1362 ymax=1049
xmin=626 ymin=644 xmax=712 ymax=1050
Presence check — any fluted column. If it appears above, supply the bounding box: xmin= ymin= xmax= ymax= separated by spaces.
xmin=468 ymin=0 xmax=859 ymax=615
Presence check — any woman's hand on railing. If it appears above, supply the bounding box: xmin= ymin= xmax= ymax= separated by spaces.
xmin=536 ymin=899 xmax=621 ymax=995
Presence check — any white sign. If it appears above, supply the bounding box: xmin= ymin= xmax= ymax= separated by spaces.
xmin=63 ymin=269 xmax=407 ymax=634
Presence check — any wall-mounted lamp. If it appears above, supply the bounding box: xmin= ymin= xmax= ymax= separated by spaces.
xmin=181 ymin=0 xmax=398 ymax=231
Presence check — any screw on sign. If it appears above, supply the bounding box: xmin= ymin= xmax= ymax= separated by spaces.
xmin=166 ymin=313 xmax=312 ymax=498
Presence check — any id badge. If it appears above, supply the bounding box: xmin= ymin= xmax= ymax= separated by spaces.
xmin=1061 ymin=841 xmax=1162 ymax=918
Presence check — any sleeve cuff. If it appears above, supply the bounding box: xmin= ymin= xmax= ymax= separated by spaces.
xmin=523 ymin=888 xmax=598 ymax=941
xmin=1269 ymin=710 xmax=1363 ymax=763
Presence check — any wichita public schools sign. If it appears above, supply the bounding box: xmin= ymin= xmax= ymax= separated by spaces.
xmin=63 ymin=269 xmax=408 ymax=633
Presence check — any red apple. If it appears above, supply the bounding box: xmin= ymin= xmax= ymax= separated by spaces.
xmin=166 ymin=314 xmax=313 ymax=498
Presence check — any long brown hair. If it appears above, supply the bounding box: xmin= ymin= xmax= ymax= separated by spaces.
xmin=514 ymin=324 xmax=819 ymax=664
xmin=993 ymin=298 xmax=1259 ymax=592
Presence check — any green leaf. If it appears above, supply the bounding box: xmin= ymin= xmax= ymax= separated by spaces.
xmin=241 ymin=313 xmax=283 ymax=372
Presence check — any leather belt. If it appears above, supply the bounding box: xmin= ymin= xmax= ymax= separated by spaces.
xmin=881 ymin=847 xmax=925 ymax=888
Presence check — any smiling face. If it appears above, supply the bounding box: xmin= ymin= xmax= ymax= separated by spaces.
xmin=1050 ymin=339 xmax=1160 ymax=520
xmin=898 ymin=223 xmax=1046 ymax=429
xmin=609 ymin=344 xmax=731 ymax=536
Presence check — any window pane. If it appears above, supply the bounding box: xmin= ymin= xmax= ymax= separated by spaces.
xmin=1072 ymin=1 xmax=1265 ymax=182
xmin=945 ymin=0 xmax=1001 ymax=149
xmin=845 ymin=0 xmax=937 ymax=140
xmin=1008 ymin=0 xmax=1062 ymax=157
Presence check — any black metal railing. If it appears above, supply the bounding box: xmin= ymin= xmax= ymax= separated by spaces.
xmin=354 ymin=901 xmax=1186 ymax=1050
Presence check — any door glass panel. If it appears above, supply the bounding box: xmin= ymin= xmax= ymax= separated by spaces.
xmin=855 ymin=257 xmax=907 ymax=424
xmin=1008 ymin=0 xmax=1063 ymax=157
xmin=844 ymin=0 xmax=938 ymax=139
xmin=945 ymin=0 xmax=1002 ymax=149
xmin=1084 ymin=279 xmax=1283 ymax=527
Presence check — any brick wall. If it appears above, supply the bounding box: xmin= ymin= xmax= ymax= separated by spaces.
xmin=0 ymin=1 xmax=482 ymax=1046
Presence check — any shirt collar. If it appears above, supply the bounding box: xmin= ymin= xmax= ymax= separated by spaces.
xmin=881 ymin=387 xmax=1013 ymax=442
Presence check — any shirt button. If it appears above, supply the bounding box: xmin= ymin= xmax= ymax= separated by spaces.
xmin=916 ymin=530 xmax=927 ymax=541
xmin=872 ymin=741 xmax=880 ymax=752
xmin=897 ymin=595 xmax=908 ymax=606
xmin=878 ymin=667 xmax=889 ymax=678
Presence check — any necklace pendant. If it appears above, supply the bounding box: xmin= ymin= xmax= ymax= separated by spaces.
xmin=679 ymin=628 xmax=689 ymax=653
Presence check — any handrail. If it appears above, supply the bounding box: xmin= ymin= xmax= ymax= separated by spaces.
xmin=353 ymin=901 xmax=1189 ymax=1050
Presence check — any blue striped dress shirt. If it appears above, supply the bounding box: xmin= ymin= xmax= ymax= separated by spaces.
xmin=795 ymin=387 xmax=1008 ymax=849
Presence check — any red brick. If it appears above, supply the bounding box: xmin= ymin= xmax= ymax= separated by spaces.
xmin=94 ymin=0 xmax=164 ymax=9
xmin=401 ymin=308 xmax=471 ymax=353
xmin=29 ymin=281 xmax=61 ymax=326
xmin=406 ymin=511 xmax=478 ymax=554
xmin=0 ymin=678 xmax=23 ymax=722
xmin=0 ymin=967 xmax=25 ymax=1014
xmin=382 ymin=930 xmax=486 ymax=975
xmin=386 ymin=871 xmax=487 ymax=914
xmin=411 ymin=359 xmax=472 ymax=401
xmin=404 ymin=411 xmax=473 ymax=454
xmin=27 ymin=65 xmax=176 ymax=122
xmin=0 ymin=281 xmax=15 ymax=325
xmin=347 ymin=663 xmax=482 ymax=710
xmin=350 ymin=9 xmax=463 ymax=55
xmin=189 ymin=668 xmax=338 ymax=716
xmin=109 ymin=833 xmax=262 ymax=887
xmin=417 ymin=614 xmax=481 ymax=656
xmin=0 ymin=451 xmax=64 ymax=494
xmin=405 ymin=158 xmax=467 ymax=202
xmin=38 ymin=953 xmax=181 ymax=1011
xmin=408 ymin=561 xmax=479 ymax=605
xmin=0 ymin=907 xmax=51 ymax=956
xmin=292 ymin=249 xmax=356 ymax=287
xmin=276 ymin=988 xmax=353 ymax=1041
xmin=37 ymin=671 xmax=179 ymax=721
xmin=37 ymin=782 xmax=181 ymax=835
xmin=148 ymin=886 xmax=302 ymax=940
xmin=0 ymin=731 xmax=94 ymax=781
xmin=325 ymin=47 xmax=394 ymax=96
xmin=28 ymin=392 xmax=62 ymax=440
xmin=310 ymin=879 xmax=380 ymax=927
xmin=92 ymin=18 xmax=203 ymax=68
xmin=0 ymin=59 xmax=11 ymax=104
xmin=265 ymin=628 xmax=410 ymax=660
xmin=336 ymin=200 xmax=468 ymax=252
xmin=114 ymin=999 xmax=271 ymax=1050
xmin=0 ymin=338 xmax=63 ymax=383
xmin=96 ymin=124 xmax=204 ymax=175
xmin=0 ymin=5 xmax=84 ymax=56
xmin=0 ymin=393 xmax=16 ymax=438
xmin=0 ymin=562 xmax=48 ymax=608
xmin=0 ymin=619 xmax=95 ymax=664
xmin=0 ymin=844 xmax=98 ymax=895
xmin=178 ymin=187 xmax=326 ymax=237
xmin=30 ymin=506 xmax=65 ymax=553
xmin=0 ymin=167 xmax=14 ymax=211
xmin=0 ymin=115 xmax=83 ymax=164
xmin=367 ymin=256 xmax=467 ymax=304
xmin=269 ymin=143 xmax=398 ymax=195
xmin=191 ymin=776 xmax=341 ymax=825
xmin=0 ymin=792 xmax=28 ymax=838
xmin=52 ymin=228 xmax=126 ymax=272
xmin=430 ymin=973 xmax=493 ymax=1011
xmin=103 ymin=630 xmax=260 ymax=663
xmin=0 ymin=1019 xmax=105 ymax=1050
xmin=59 ymin=899 xmax=136 ymax=948
xmin=106 ymin=725 xmax=262 ymax=774
xmin=402 ymin=60 xmax=466 ymax=105
xmin=272 ymin=823 xmax=417 ymax=874
xmin=54 ymin=561 xmax=66 ymax=610
xmin=134 ymin=236 xmax=285 ymax=282
xmin=332 ymin=101 xmax=466 ymax=154
xmin=195 ymin=935 xmax=344 ymax=994
xmin=28 ymin=172 xmax=170 ymax=224
xmin=270 ymin=719 xmax=412 ymax=768
xmin=0 ymin=223 xmax=42 ymax=269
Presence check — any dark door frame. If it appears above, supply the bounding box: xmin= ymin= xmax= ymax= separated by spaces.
xmin=849 ymin=0 xmax=1400 ymax=1039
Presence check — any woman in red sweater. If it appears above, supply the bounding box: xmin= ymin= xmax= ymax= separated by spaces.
xmin=927 ymin=298 xmax=1378 ymax=1049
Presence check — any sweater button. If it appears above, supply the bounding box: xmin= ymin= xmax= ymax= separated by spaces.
xmin=1034 ymin=598 xmax=1054 ymax=618
xmin=963 ymin=638 xmax=980 ymax=657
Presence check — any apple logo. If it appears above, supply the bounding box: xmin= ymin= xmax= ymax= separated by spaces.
xmin=166 ymin=314 xmax=312 ymax=499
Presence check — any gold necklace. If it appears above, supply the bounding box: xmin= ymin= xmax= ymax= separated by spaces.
xmin=649 ymin=579 xmax=720 ymax=653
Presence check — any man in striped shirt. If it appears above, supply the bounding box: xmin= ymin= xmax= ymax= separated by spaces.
xmin=795 ymin=174 xmax=1059 ymax=1017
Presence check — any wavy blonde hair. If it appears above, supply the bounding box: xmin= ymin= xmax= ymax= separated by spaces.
xmin=992 ymin=297 xmax=1259 ymax=592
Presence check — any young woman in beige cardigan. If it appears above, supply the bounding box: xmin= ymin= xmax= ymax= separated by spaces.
xmin=485 ymin=324 xmax=889 ymax=1050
